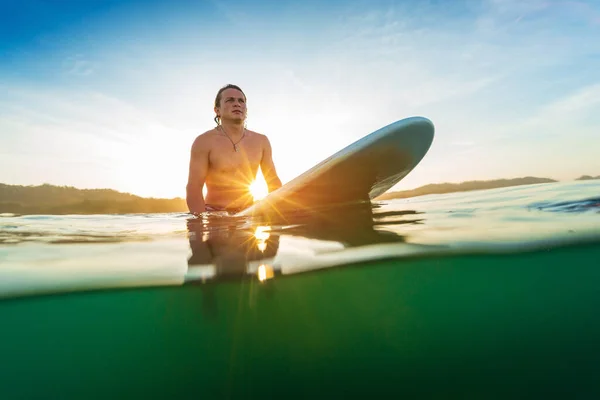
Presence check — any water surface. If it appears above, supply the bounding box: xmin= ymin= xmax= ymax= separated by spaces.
xmin=1 ymin=180 xmax=598 ymax=298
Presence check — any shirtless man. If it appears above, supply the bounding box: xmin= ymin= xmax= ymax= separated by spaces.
xmin=186 ymin=84 xmax=282 ymax=214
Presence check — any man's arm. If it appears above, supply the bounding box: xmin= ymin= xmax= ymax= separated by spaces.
xmin=260 ymin=136 xmax=282 ymax=193
xmin=186 ymin=136 xmax=209 ymax=214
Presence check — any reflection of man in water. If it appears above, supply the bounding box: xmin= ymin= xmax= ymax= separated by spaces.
xmin=186 ymin=84 xmax=282 ymax=215
xmin=187 ymin=217 xmax=279 ymax=278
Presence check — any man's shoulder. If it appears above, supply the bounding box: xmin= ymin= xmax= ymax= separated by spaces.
xmin=246 ymin=129 xmax=270 ymax=143
xmin=192 ymin=128 xmax=220 ymax=147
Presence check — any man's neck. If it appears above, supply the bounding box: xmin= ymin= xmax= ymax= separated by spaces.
xmin=220 ymin=121 xmax=245 ymax=140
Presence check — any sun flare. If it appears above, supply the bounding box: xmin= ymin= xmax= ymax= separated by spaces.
xmin=249 ymin=177 xmax=269 ymax=201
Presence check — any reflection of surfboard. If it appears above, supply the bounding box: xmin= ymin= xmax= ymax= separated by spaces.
xmin=237 ymin=116 xmax=435 ymax=219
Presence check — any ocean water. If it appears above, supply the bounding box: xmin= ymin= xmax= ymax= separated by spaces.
xmin=1 ymin=180 xmax=600 ymax=398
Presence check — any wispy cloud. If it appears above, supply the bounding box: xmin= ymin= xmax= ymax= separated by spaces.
xmin=528 ymin=83 xmax=600 ymax=121
xmin=313 ymin=3 xmax=526 ymax=110
xmin=461 ymin=80 xmax=600 ymax=168
xmin=62 ymin=54 xmax=95 ymax=76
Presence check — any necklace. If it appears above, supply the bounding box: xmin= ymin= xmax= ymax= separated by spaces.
xmin=219 ymin=125 xmax=246 ymax=152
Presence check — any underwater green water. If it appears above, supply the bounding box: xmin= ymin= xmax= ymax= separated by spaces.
xmin=1 ymin=243 xmax=600 ymax=398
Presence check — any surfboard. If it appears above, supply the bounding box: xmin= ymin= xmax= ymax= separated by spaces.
xmin=236 ymin=116 xmax=435 ymax=220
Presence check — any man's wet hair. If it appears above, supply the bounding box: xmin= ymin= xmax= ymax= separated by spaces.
xmin=214 ymin=84 xmax=246 ymax=125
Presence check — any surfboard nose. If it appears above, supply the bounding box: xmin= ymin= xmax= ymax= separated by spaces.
xmin=364 ymin=117 xmax=435 ymax=199
xmin=384 ymin=116 xmax=435 ymax=155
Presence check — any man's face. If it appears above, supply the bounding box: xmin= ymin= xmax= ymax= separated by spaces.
xmin=216 ymin=88 xmax=247 ymax=122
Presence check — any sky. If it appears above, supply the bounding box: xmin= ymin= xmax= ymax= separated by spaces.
xmin=1 ymin=0 xmax=599 ymax=199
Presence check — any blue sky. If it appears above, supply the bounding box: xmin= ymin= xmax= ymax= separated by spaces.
xmin=1 ymin=0 xmax=599 ymax=198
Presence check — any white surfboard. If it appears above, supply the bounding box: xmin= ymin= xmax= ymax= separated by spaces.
xmin=236 ymin=116 xmax=435 ymax=220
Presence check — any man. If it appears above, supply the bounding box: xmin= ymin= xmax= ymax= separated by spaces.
xmin=186 ymin=84 xmax=282 ymax=214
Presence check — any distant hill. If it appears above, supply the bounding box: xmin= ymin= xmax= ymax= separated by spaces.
xmin=375 ymin=177 xmax=558 ymax=201
xmin=0 ymin=183 xmax=187 ymax=215
xmin=0 ymin=175 xmax=585 ymax=214
xmin=575 ymin=175 xmax=600 ymax=181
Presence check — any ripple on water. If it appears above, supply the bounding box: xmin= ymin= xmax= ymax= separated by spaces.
xmin=529 ymin=196 xmax=600 ymax=213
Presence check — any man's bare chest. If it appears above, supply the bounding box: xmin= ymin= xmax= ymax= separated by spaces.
xmin=209 ymin=137 xmax=262 ymax=172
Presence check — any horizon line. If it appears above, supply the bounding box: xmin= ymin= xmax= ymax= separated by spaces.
xmin=2 ymin=174 xmax=598 ymax=199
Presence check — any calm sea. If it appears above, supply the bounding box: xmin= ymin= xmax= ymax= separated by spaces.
xmin=1 ymin=180 xmax=599 ymax=398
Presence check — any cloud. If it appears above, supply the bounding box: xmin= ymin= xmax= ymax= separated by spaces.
xmin=314 ymin=2 xmax=541 ymax=110
xmin=532 ymin=83 xmax=600 ymax=118
xmin=62 ymin=54 xmax=95 ymax=76
xmin=513 ymin=82 xmax=600 ymax=141
xmin=2 ymin=86 xmax=152 ymax=147
xmin=207 ymin=0 xmax=253 ymax=28
xmin=462 ymin=80 xmax=600 ymax=163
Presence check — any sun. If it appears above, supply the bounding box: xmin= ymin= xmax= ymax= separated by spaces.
xmin=249 ymin=174 xmax=269 ymax=201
